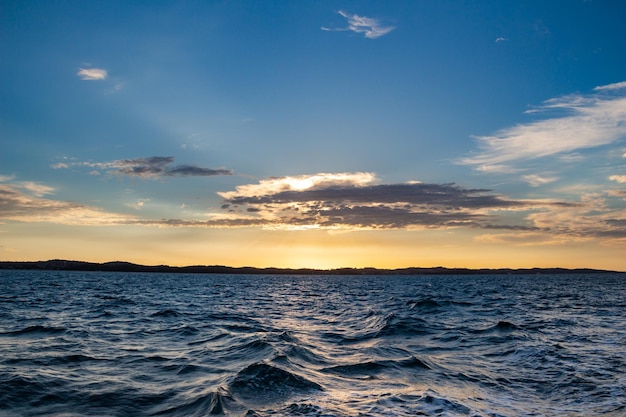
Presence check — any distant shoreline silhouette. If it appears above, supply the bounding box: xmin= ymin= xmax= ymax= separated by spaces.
xmin=0 ymin=259 xmax=621 ymax=275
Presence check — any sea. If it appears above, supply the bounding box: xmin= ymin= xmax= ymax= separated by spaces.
xmin=0 ymin=270 xmax=624 ymax=417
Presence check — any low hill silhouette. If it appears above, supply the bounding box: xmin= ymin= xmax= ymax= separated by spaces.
xmin=0 ymin=259 xmax=620 ymax=275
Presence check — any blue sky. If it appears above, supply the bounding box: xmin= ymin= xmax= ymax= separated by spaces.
xmin=1 ymin=1 xmax=625 ymax=270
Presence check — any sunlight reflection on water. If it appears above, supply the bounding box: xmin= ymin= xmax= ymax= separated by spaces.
xmin=0 ymin=271 xmax=625 ymax=416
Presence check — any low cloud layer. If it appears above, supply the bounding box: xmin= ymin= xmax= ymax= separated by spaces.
xmin=217 ymin=172 xmax=575 ymax=231
xmin=0 ymin=181 xmax=131 ymax=225
xmin=2 ymin=172 xmax=624 ymax=243
xmin=53 ymin=156 xmax=233 ymax=178
xmin=322 ymin=10 xmax=395 ymax=39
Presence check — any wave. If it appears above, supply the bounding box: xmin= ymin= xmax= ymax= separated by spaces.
xmin=407 ymin=298 xmax=441 ymax=309
xmin=283 ymin=344 xmax=329 ymax=366
xmin=322 ymin=356 xmax=431 ymax=378
xmin=407 ymin=298 xmax=473 ymax=311
xmin=241 ymin=402 xmax=333 ymax=417
xmin=0 ymin=325 xmax=67 ymax=337
xmin=48 ymin=354 xmax=106 ymax=365
xmin=220 ymin=338 xmax=276 ymax=364
xmin=229 ymin=363 xmax=323 ymax=403
xmin=2 ymin=271 xmax=624 ymax=417
xmin=170 ymin=324 xmax=200 ymax=337
xmin=376 ymin=316 xmax=432 ymax=338
xmin=95 ymin=295 xmax=136 ymax=306
xmin=151 ymin=308 xmax=183 ymax=318
xmin=152 ymin=390 xmax=234 ymax=416
xmin=491 ymin=320 xmax=519 ymax=331
xmin=321 ymin=313 xmax=432 ymax=345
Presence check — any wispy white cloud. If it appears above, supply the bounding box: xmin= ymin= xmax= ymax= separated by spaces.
xmin=322 ymin=10 xmax=395 ymax=39
xmin=475 ymin=231 xmax=568 ymax=246
xmin=0 ymin=176 xmax=55 ymax=197
xmin=594 ymin=81 xmax=626 ymax=91
xmin=0 ymin=183 xmax=132 ymax=225
xmin=476 ymin=190 xmax=626 ymax=245
xmin=77 ymin=67 xmax=108 ymax=80
xmin=459 ymin=82 xmax=626 ymax=173
xmin=105 ymin=82 xmax=123 ymax=95
xmin=495 ymin=37 xmax=508 ymax=43
xmin=526 ymin=193 xmax=626 ymax=240
xmin=475 ymin=164 xmax=520 ymax=174
xmin=557 ymin=153 xmax=585 ymax=163
xmin=522 ymin=174 xmax=559 ymax=187
xmin=218 ymin=172 xmax=376 ymax=200
xmin=609 ymin=175 xmax=626 ymax=183
xmin=127 ymin=199 xmax=149 ymax=210
xmin=16 ymin=181 xmax=55 ymax=197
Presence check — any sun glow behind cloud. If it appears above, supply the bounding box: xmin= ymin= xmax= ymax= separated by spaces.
xmin=4 ymin=163 xmax=625 ymax=249
xmin=218 ymin=172 xmax=376 ymax=199
xmin=214 ymin=173 xmax=592 ymax=235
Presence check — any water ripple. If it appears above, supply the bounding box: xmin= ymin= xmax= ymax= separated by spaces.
xmin=0 ymin=270 xmax=624 ymax=416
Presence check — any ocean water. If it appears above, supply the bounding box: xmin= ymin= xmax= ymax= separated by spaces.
xmin=1 ymin=271 xmax=624 ymax=417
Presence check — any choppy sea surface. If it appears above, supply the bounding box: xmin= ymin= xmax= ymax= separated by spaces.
xmin=1 ymin=270 xmax=625 ymax=417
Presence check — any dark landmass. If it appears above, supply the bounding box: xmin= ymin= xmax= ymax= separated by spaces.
xmin=0 ymin=259 xmax=622 ymax=275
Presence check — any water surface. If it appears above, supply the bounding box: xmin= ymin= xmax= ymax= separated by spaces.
xmin=1 ymin=271 xmax=624 ymax=416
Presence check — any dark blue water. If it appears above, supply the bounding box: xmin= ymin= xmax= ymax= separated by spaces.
xmin=1 ymin=271 xmax=624 ymax=416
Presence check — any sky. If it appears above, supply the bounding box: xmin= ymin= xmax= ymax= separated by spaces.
xmin=1 ymin=0 xmax=625 ymax=271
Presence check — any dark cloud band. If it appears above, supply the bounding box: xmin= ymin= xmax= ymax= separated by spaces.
xmin=219 ymin=180 xmax=578 ymax=230
xmin=54 ymin=156 xmax=233 ymax=178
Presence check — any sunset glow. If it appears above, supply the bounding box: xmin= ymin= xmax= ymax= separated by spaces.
xmin=1 ymin=1 xmax=625 ymax=271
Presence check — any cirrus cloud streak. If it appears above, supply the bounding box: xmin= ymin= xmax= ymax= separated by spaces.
xmin=321 ymin=10 xmax=395 ymax=39
xmin=460 ymin=82 xmax=626 ymax=173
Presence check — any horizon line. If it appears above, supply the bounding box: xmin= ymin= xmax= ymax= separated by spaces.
xmin=0 ymin=259 xmax=623 ymax=275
